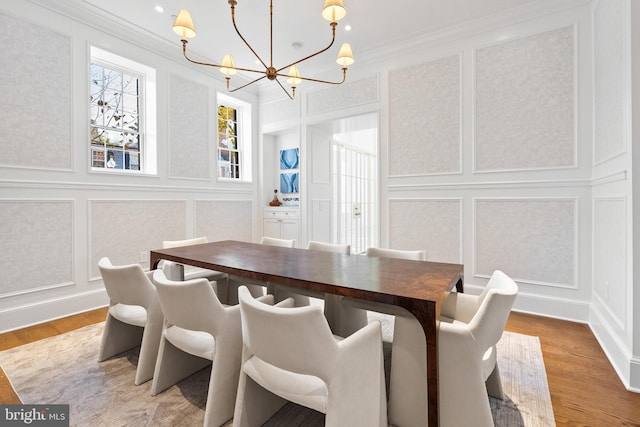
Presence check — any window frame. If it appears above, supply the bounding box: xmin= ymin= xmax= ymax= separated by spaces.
xmin=89 ymin=46 xmax=157 ymax=176
xmin=216 ymin=93 xmax=252 ymax=182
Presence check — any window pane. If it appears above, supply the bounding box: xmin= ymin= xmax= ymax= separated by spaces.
xmin=90 ymin=55 xmax=148 ymax=173
xmin=217 ymin=101 xmax=243 ymax=180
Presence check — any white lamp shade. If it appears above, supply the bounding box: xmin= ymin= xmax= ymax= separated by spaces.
xmin=286 ymin=65 xmax=302 ymax=85
xmin=322 ymin=0 xmax=346 ymax=22
xmin=220 ymin=54 xmax=238 ymax=76
xmin=172 ymin=9 xmax=196 ymax=38
xmin=336 ymin=43 xmax=354 ymax=66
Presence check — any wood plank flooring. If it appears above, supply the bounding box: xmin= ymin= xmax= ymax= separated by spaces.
xmin=1 ymin=309 xmax=639 ymax=426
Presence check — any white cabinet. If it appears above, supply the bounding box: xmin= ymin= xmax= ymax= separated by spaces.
xmin=263 ymin=208 xmax=299 ymax=242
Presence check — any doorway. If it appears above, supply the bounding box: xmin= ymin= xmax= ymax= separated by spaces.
xmin=306 ymin=113 xmax=378 ymax=254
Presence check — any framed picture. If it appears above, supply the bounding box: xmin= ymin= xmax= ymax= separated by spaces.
xmin=280 ymin=172 xmax=299 ymax=193
xmin=280 ymin=148 xmax=299 ymax=169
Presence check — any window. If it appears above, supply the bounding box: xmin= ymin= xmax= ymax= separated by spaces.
xmin=217 ymin=93 xmax=251 ymax=181
xmin=90 ymin=47 xmax=157 ymax=174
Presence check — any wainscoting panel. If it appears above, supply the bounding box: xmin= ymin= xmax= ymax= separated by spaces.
xmin=474 ymin=198 xmax=576 ymax=287
xmin=388 ymin=198 xmax=462 ymax=264
xmin=306 ymin=75 xmax=379 ymax=115
xmin=593 ymin=197 xmax=626 ymax=328
xmin=593 ymin=0 xmax=626 ymax=164
xmin=89 ymin=200 xmax=186 ymax=277
xmin=388 ymin=55 xmax=461 ymax=177
xmin=260 ymin=97 xmax=301 ymax=126
xmin=475 ymin=25 xmax=575 ymax=172
xmin=0 ymin=200 xmax=74 ymax=296
xmin=169 ymin=74 xmax=210 ymax=180
xmin=0 ymin=12 xmax=72 ymax=171
xmin=194 ymin=200 xmax=253 ymax=242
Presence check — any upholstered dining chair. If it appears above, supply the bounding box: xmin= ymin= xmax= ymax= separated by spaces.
xmin=437 ymin=269 xmax=518 ymax=426
xmin=271 ymin=240 xmax=350 ymax=309
xmin=161 ymin=237 xmax=229 ymax=302
xmin=226 ymin=236 xmax=297 ymax=305
xmin=151 ymin=270 xmax=272 ymax=427
xmin=97 ymin=257 xmax=163 ymax=385
xmin=233 ymin=285 xmax=388 ymax=427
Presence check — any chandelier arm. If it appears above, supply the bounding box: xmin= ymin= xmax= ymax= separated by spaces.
xmin=227 ymin=74 xmax=269 ymax=93
xmin=274 ymin=78 xmax=295 ymax=100
xmin=275 ymin=68 xmax=348 ymax=85
xmin=276 ymin=22 xmax=337 ymax=73
xmin=229 ymin=2 xmax=268 ymax=70
xmin=180 ymin=40 xmax=267 ymax=75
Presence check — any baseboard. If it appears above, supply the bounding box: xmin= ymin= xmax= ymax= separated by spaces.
xmin=589 ymin=303 xmax=640 ymax=392
xmin=0 ymin=289 xmax=108 ymax=333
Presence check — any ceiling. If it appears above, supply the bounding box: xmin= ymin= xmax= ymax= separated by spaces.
xmin=82 ymin=0 xmax=544 ymax=88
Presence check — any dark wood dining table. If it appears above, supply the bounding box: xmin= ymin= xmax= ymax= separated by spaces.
xmin=150 ymin=240 xmax=463 ymax=427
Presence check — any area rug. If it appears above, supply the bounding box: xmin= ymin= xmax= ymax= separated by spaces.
xmin=0 ymin=315 xmax=554 ymax=426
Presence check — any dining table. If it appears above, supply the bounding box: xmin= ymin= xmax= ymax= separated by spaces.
xmin=150 ymin=239 xmax=463 ymax=427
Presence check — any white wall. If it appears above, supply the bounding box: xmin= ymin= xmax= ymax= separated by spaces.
xmin=589 ymin=0 xmax=639 ymax=392
xmin=259 ymin=0 xmax=639 ymax=390
xmin=0 ymin=0 xmax=261 ymax=331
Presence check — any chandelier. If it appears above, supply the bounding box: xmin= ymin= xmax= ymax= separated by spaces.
xmin=172 ymin=0 xmax=355 ymax=100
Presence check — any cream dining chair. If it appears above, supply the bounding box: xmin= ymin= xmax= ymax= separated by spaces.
xmin=97 ymin=257 xmax=163 ymax=385
xmin=161 ymin=237 xmax=229 ymax=301
xmin=437 ymin=269 xmax=518 ymax=426
xmin=271 ymin=241 xmax=351 ymax=310
xmin=226 ymin=236 xmax=297 ymax=305
xmin=150 ymin=270 xmax=275 ymax=427
xmin=233 ymin=285 xmax=388 ymax=427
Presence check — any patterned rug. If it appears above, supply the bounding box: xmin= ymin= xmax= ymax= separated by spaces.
xmin=0 ymin=315 xmax=554 ymax=426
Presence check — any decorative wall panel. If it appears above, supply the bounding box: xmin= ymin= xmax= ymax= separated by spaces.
xmin=195 ymin=200 xmax=252 ymax=242
xmin=90 ymin=200 xmax=186 ymax=277
xmin=389 ymin=199 xmax=461 ymax=264
xmin=261 ymin=97 xmax=300 ymax=125
xmin=0 ymin=201 xmax=73 ymax=295
xmin=0 ymin=13 xmax=71 ymax=170
xmin=593 ymin=0 xmax=626 ymax=163
xmin=475 ymin=26 xmax=575 ymax=171
xmin=475 ymin=198 xmax=575 ymax=287
xmin=388 ymin=55 xmax=461 ymax=176
xmin=169 ymin=75 xmax=210 ymax=179
xmin=593 ymin=198 xmax=626 ymax=325
xmin=307 ymin=75 xmax=379 ymax=115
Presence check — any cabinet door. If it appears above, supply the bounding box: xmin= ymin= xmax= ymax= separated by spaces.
xmin=281 ymin=219 xmax=299 ymax=241
xmin=263 ymin=218 xmax=282 ymax=239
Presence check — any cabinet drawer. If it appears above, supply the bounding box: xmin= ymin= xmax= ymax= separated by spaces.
xmin=264 ymin=208 xmax=299 ymax=220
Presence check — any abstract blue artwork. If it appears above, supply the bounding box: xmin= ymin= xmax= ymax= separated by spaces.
xmin=280 ymin=148 xmax=299 ymax=169
xmin=280 ymin=172 xmax=299 ymax=193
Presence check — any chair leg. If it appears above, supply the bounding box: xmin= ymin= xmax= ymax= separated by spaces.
xmin=134 ymin=312 xmax=163 ymax=385
xmin=98 ymin=315 xmax=143 ymax=362
xmin=485 ymin=364 xmax=505 ymax=399
xmin=150 ymin=338 xmax=211 ymax=396
xmin=203 ymin=338 xmax=243 ymax=427
xmin=324 ymin=294 xmax=368 ymax=337
xmin=232 ymin=372 xmax=287 ymax=427
xmin=387 ymin=314 xmax=428 ymax=427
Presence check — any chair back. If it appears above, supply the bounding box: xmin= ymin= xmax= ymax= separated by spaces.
xmin=153 ymin=269 xmax=227 ymax=336
xmin=260 ymin=236 xmax=296 ymax=248
xmin=467 ymin=270 xmax=518 ymax=351
xmin=366 ymin=247 xmax=426 ymax=261
xmin=238 ymin=286 xmax=338 ymax=381
xmin=162 ymin=236 xmax=208 ymax=249
xmin=307 ymin=241 xmax=350 ymax=254
xmin=98 ymin=257 xmax=156 ymax=308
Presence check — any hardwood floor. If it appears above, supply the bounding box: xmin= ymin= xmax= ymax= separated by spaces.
xmin=1 ymin=309 xmax=639 ymax=426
